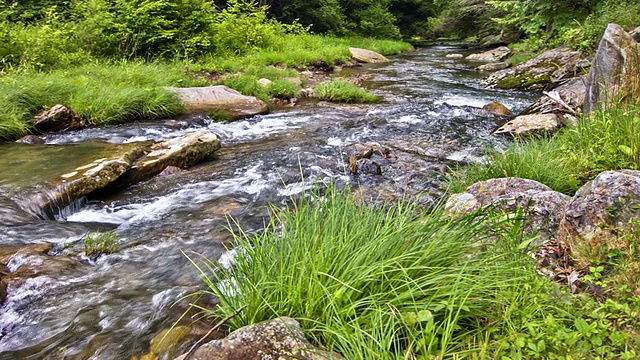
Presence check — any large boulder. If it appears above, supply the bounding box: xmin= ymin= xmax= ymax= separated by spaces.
xmin=466 ymin=46 xmax=511 ymax=61
xmin=558 ymin=170 xmax=640 ymax=262
xmin=27 ymin=130 xmax=220 ymax=218
xmin=584 ymin=24 xmax=640 ymax=114
xmin=167 ymin=86 xmax=268 ymax=119
xmin=521 ymin=77 xmax=585 ymax=127
xmin=176 ymin=317 xmax=343 ymax=360
xmin=32 ymin=104 xmax=86 ymax=132
xmin=482 ymin=46 xmax=588 ymax=91
xmin=349 ymin=47 xmax=389 ymax=63
xmin=492 ymin=113 xmax=561 ymax=137
xmin=477 ymin=61 xmax=510 ymax=72
xmin=446 ymin=178 xmax=570 ymax=245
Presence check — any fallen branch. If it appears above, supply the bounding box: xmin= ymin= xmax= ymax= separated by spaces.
xmin=182 ymin=305 xmax=247 ymax=360
xmin=542 ymin=90 xmax=579 ymax=115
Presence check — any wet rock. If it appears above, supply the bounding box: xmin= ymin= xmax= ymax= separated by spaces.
xmin=446 ymin=53 xmax=464 ymax=59
xmin=466 ymin=46 xmax=511 ymax=61
xmin=176 ymin=317 xmax=343 ymax=360
xmin=346 ymin=143 xmax=391 ymax=175
xmin=584 ymin=24 xmax=640 ymax=114
xmin=158 ymin=165 xmax=185 ymax=177
xmin=349 ymin=47 xmax=389 ymax=63
xmin=493 ymin=113 xmax=561 ymax=137
xmin=32 ymin=104 xmax=86 ymax=132
xmin=28 ymin=131 xmax=220 ymax=218
xmin=481 ymin=101 xmax=513 ymax=117
xmin=115 ymin=130 xmax=220 ymax=187
xmin=15 ymin=135 xmax=46 ymax=145
xmin=522 ymin=77 xmax=585 ymax=126
xmin=477 ymin=61 xmax=510 ymax=72
xmin=558 ymin=170 xmax=640 ymax=262
xmin=357 ymin=158 xmax=382 ymax=175
xmin=479 ymin=31 xmax=520 ymax=48
xmin=167 ymin=85 xmax=268 ymax=119
xmin=446 ymin=178 xmax=570 ymax=245
xmin=482 ymin=46 xmax=587 ymax=91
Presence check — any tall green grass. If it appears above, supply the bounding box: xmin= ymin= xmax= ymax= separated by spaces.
xmin=315 ymin=79 xmax=380 ymax=103
xmin=453 ymin=105 xmax=640 ymax=195
xmin=0 ymin=61 xmax=204 ymax=140
xmin=188 ymin=186 xmax=638 ymax=359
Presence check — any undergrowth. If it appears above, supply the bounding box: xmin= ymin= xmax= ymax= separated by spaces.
xmin=187 ymin=186 xmax=640 ymax=359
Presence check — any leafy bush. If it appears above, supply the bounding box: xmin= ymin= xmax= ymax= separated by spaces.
xmin=314 ymin=78 xmax=379 ymax=103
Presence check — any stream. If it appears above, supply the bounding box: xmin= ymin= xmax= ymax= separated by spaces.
xmin=0 ymin=46 xmax=537 ymax=359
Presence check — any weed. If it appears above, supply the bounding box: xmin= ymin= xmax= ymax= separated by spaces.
xmin=83 ymin=231 xmax=117 ymax=257
xmin=314 ymin=78 xmax=379 ymax=103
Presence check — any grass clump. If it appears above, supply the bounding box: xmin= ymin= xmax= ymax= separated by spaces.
xmin=453 ymin=105 xmax=640 ymax=195
xmin=83 ymin=231 xmax=117 ymax=257
xmin=188 ymin=186 xmax=639 ymax=359
xmin=315 ymin=79 xmax=379 ymax=103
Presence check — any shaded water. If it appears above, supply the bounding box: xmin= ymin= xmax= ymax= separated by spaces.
xmin=0 ymin=46 xmax=536 ymax=359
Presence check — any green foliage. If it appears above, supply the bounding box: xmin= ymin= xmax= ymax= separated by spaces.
xmin=314 ymin=78 xmax=379 ymax=103
xmin=452 ymin=105 xmax=640 ymax=196
xmin=83 ymin=231 xmax=117 ymax=257
xmin=188 ymin=186 xmax=640 ymax=358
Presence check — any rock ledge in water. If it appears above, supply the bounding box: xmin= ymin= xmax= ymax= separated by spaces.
xmin=349 ymin=47 xmax=389 ymax=63
xmin=27 ymin=130 xmax=221 ymax=218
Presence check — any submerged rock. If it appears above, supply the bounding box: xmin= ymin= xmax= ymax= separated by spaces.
xmin=466 ymin=46 xmax=511 ymax=61
xmin=493 ymin=113 xmax=561 ymax=137
xmin=446 ymin=178 xmax=569 ymax=245
xmin=482 ymin=46 xmax=587 ymax=91
xmin=32 ymin=104 xmax=86 ymax=132
xmin=176 ymin=317 xmax=343 ymax=360
xmin=446 ymin=53 xmax=464 ymax=59
xmin=15 ymin=135 xmax=45 ymax=145
xmin=558 ymin=170 xmax=640 ymax=263
xmin=482 ymin=101 xmax=513 ymax=117
xmin=349 ymin=47 xmax=389 ymax=63
xmin=584 ymin=23 xmax=640 ymax=113
xmin=167 ymin=85 xmax=268 ymax=119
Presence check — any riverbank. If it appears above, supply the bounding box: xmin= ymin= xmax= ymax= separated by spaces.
xmin=0 ymin=34 xmax=412 ymax=141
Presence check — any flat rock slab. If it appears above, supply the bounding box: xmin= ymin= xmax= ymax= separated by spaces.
xmin=167 ymin=85 xmax=268 ymax=119
xmin=349 ymin=47 xmax=389 ymax=63
xmin=466 ymin=46 xmax=511 ymax=61
xmin=493 ymin=113 xmax=561 ymax=137
xmin=26 ymin=130 xmax=220 ymax=218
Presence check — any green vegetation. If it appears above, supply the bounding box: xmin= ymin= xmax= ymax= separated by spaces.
xmin=189 ymin=186 xmax=640 ymax=358
xmin=315 ymin=79 xmax=379 ymax=103
xmin=453 ymin=105 xmax=640 ymax=195
xmin=83 ymin=231 xmax=117 ymax=257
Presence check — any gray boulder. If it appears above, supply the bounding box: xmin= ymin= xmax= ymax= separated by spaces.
xmin=446 ymin=178 xmax=570 ymax=245
xmin=482 ymin=46 xmax=587 ymax=91
xmin=493 ymin=113 xmax=561 ymax=137
xmin=32 ymin=104 xmax=86 ymax=132
xmin=584 ymin=24 xmax=640 ymax=114
xmin=167 ymin=86 xmax=268 ymax=119
xmin=176 ymin=317 xmax=342 ymax=360
xmin=558 ymin=170 xmax=640 ymax=262
xmin=477 ymin=61 xmax=510 ymax=72
xmin=15 ymin=135 xmax=45 ymax=145
xmin=466 ymin=46 xmax=511 ymax=61
xmin=349 ymin=47 xmax=389 ymax=63
xmin=522 ymin=77 xmax=586 ymax=127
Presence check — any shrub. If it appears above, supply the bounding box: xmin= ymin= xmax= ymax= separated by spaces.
xmin=314 ymin=78 xmax=379 ymax=103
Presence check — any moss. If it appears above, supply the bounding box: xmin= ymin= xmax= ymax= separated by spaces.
xmin=496 ymin=73 xmax=551 ymax=90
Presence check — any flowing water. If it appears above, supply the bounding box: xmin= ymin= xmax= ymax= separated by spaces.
xmin=0 ymin=46 xmax=537 ymax=359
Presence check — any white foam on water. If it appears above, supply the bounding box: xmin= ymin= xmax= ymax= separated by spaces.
xmin=389 ymin=115 xmax=423 ymax=124
xmin=436 ymin=96 xmax=487 ymax=108
xmin=209 ymin=113 xmax=311 ymax=140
